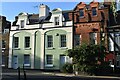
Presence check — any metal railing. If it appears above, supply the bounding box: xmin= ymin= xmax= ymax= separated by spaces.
xmin=18 ymin=64 xmax=27 ymax=80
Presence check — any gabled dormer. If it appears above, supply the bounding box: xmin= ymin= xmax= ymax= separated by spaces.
xmin=89 ymin=1 xmax=99 ymax=16
xmin=16 ymin=12 xmax=28 ymax=29
xmin=50 ymin=8 xmax=63 ymax=26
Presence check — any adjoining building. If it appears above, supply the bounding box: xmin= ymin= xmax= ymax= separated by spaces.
xmin=69 ymin=1 xmax=109 ymax=47
xmin=0 ymin=16 xmax=11 ymax=68
xmin=8 ymin=4 xmax=73 ymax=70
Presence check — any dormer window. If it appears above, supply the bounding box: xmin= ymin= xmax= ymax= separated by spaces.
xmin=92 ymin=7 xmax=97 ymax=16
xmin=79 ymin=9 xmax=84 ymax=17
xmin=21 ymin=20 xmax=24 ymax=28
xmin=54 ymin=17 xmax=59 ymax=25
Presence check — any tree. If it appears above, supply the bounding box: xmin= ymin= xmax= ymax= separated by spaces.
xmin=66 ymin=44 xmax=111 ymax=75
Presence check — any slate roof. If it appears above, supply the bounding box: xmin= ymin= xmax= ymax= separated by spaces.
xmin=12 ymin=10 xmax=71 ymax=26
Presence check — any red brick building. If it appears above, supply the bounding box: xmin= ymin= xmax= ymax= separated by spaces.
xmin=69 ymin=2 xmax=109 ymax=47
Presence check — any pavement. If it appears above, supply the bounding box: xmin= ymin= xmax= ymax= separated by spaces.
xmin=2 ymin=68 xmax=120 ymax=80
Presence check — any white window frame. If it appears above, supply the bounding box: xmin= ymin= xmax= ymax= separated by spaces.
xmin=46 ymin=55 xmax=53 ymax=67
xmin=25 ymin=36 xmax=30 ymax=48
xmin=24 ymin=54 xmax=30 ymax=66
xmin=54 ymin=17 xmax=59 ymax=25
xmin=60 ymin=35 xmax=66 ymax=48
xmin=13 ymin=37 xmax=19 ymax=48
xmin=21 ymin=20 xmax=24 ymax=28
xmin=47 ymin=35 xmax=53 ymax=48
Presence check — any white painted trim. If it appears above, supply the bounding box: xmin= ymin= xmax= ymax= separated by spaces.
xmin=45 ymin=64 xmax=53 ymax=67
xmin=40 ymin=33 xmax=45 ymax=69
xmin=8 ymin=35 xmax=13 ymax=68
xmin=31 ymin=34 xmax=35 ymax=69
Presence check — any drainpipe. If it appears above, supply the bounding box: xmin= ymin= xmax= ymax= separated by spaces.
xmin=113 ymin=28 xmax=116 ymax=73
xmin=72 ymin=11 xmax=75 ymax=49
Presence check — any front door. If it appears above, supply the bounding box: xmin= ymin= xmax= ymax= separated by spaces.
xmin=60 ymin=55 xmax=66 ymax=69
xmin=13 ymin=56 xmax=18 ymax=69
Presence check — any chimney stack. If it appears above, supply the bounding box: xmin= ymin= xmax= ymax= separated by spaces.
xmin=39 ymin=4 xmax=50 ymax=18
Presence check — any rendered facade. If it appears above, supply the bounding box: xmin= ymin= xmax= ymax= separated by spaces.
xmin=8 ymin=5 xmax=73 ymax=70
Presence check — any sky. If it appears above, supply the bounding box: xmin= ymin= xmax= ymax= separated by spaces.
xmin=1 ymin=2 xmax=78 ymax=22
xmin=0 ymin=0 xmax=112 ymax=22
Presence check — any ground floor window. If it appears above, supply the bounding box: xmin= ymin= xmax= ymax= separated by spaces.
xmin=24 ymin=54 xmax=30 ymax=66
xmin=116 ymin=60 xmax=119 ymax=67
xmin=46 ymin=55 xmax=53 ymax=65
xmin=2 ymin=55 xmax=5 ymax=66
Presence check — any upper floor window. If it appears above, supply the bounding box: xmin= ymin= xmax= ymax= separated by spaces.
xmin=47 ymin=35 xmax=53 ymax=48
xmin=74 ymin=34 xmax=81 ymax=46
xmin=60 ymin=35 xmax=66 ymax=47
xmin=92 ymin=7 xmax=97 ymax=16
xmin=25 ymin=37 xmax=30 ymax=48
xmin=54 ymin=17 xmax=59 ymax=25
xmin=21 ymin=20 xmax=24 ymax=28
xmin=79 ymin=9 xmax=84 ymax=17
xmin=14 ymin=37 xmax=19 ymax=48
xmin=2 ymin=40 xmax=5 ymax=48
xmin=89 ymin=32 xmax=97 ymax=44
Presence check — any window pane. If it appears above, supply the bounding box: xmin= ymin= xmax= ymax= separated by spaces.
xmin=74 ymin=34 xmax=80 ymax=46
xmin=21 ymin=20 xmax=24 ymax=28
xmin=47 ymin=35 xmax=53 ymax=47
xmin=24 ymin=55 xmax=30 ymax=64
xmin=55 ymin=17 xmax=59 ymax=25
xmin=79 ymin=9 xmax=84 ymax=17
xmin=89 ymin=33 xmax=96 ymax=44
xmin=2 ymin=40 xmax=5 ymax=48
xmin=14 ymin=37 xmax=19 ymax=48
xmin=92 ymin=8 xmax=97 ymax=16
xmin=117 ymin=61 xmax=119 ymax=67
xmin=60 ymin=35 xmax=66 ymax=47
xmin=46 ymin=55 xmax=53 ymax=64
xmin=2 ymin=55 xmax=5 ymax=65
xmin=25 ymin=37 xmax=30 ymax=48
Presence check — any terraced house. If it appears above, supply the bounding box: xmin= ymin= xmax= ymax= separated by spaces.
xmin=69 ymin=2 xmax=109 ymax=46
xmin=8 ymin=4 xmax=73 ymax=70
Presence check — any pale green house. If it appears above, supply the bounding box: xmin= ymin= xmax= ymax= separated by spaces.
xmin=8 ymin=4 xmax=73 ymax=70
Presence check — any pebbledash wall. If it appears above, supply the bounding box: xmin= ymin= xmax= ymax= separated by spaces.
xmin=8 ymin=5 xmax=73 ymax=70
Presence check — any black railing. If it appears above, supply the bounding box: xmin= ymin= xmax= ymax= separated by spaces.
xmin=17 ymin=65 xmax=27 ymax=80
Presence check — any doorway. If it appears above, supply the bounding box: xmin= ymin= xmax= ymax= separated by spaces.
xmin=13 ymin=56 xmax=18 ymax=69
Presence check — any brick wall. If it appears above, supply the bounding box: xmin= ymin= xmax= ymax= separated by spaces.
xmin=69 ymin=1 xmax=109 ymax=46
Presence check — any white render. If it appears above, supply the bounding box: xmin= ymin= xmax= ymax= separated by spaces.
xmin=8 ymin=7 xmax=73 ymax=69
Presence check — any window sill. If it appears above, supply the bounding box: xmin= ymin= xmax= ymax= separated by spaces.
xmin=59 ymin=47 xmax=68 ymax=49
xmin=92 ymin=15 xmax=97 ymax=17
xmin=79 ymin=16 xmax=85 ymax=18
xmin=2 ymin=48 xmax=6 ymax=50
xmin=46 ymin=47 xmax=55 ymax=50
xmin=24 ymin=64 xmax=30 ymax=67
xmin=24 ymin=47 xmax=31 ymax=50
xmin=13 ymin=48 xmax=20 ymax=50
xmin=45 ymin=64 xmax=54 ymax=67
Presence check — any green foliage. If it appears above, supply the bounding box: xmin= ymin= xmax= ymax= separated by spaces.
xmin=61 ymin=63 xmax=73 ymax=73
xmin=66 ymin=44 xmax=109 ymax=75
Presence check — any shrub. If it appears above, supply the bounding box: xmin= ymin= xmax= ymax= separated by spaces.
xmin=61 ymin=63 xmax=73 ymax=73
